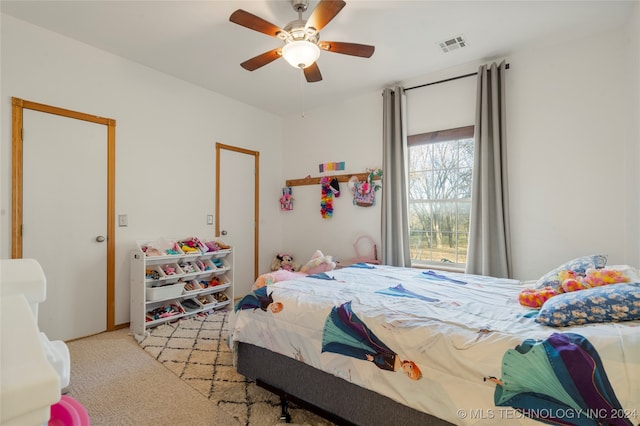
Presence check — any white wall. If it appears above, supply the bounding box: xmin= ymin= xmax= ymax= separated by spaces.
xmin=1 ymin=15 xmax=285 ymax=326
xmin=506 ymin=25 xmax=634 ymax=279
xmin=280 ymin=92 xmax=384 ymax=265
xmin=282 ymin=22 xmax=639 ymax=281
xmin=628 ymin=3 xmax=640 ymax=267
xmin=406 ymin=76 xmax=477 ymax=135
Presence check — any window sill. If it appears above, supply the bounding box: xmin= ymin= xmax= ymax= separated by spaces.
xmin=410 ymin=263 xmax=465 ymax=274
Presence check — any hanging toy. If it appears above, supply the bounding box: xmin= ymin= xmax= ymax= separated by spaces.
xmin=330 ymin=177 xmax=340 ymax=197
xmin=320 ymin=176 xmax=334 ymax=219
xmin=348 ymin=168 xmax=382 ymax=207
xmin=280 ymin=187 xmax=294 ymax=211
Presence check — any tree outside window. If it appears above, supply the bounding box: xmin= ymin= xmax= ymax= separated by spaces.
xmin=408 ymin=126 xmax=473 ymax=268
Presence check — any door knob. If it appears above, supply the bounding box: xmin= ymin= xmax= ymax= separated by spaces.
xmin=96 ymin=236 xmax=106 ymax=242
xmin=221 ymin=230 xmax=228 ymax=236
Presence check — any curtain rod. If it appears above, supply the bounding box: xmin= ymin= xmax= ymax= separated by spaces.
xmin=405 ymin=63 xmax=510 ymax=92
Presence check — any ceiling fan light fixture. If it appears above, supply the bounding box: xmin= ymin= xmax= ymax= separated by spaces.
xmin=230 ymin=0 xmax=374 ymax=83
xmin=282 ymin=40 xmax=320 ymax=69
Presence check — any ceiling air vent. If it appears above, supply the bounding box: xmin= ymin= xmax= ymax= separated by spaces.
xmin=439 ymin=35 xmax=467 ymax=53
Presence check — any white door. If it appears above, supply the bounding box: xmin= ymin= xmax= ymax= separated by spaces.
xmin=219 ymin=147 xmax=257 ymax=298
xmin=22 ymin=109 xmax=107 ymax=342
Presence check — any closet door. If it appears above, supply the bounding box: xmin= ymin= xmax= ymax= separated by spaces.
xmin=217 ymin=144 xmax=258 ymax=298
xmin=22 ymin=109 xmax=107 ymax=341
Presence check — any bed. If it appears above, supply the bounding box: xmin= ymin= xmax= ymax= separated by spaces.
xmin=229 ymin=260 xmax=640 ymax=426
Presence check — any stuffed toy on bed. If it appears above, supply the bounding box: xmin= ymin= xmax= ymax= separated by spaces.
xmin=270 ymin=253 xmax=300 ymax=272
xmin=300 ymin=250 xmax=336 ymax=274
xmin=253 ymin=250 xmax=336 ymax=291
xmin=252 ymin=269 xmax=306 ymax=291
xmin=519 ymin=267 xmax=631 ymax=308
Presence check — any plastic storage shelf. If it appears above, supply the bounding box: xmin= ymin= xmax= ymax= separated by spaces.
xmin=130 ymin=237 xmax=234 ymax=341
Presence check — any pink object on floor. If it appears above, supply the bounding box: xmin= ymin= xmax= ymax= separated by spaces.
xmin=49 ymin=395 xmax=90 ymax=426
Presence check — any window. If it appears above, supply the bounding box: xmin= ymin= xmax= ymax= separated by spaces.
xmin=408 ymin=126 xmax=474 ymax=268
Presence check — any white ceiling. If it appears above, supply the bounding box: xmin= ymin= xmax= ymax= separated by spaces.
xmin=1 ymin=0 xmax=635 ymax=117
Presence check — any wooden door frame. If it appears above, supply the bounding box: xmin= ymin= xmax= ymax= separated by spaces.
xmin=11 ymin=97 xmax=116 ymax=332
xmin=215 ymin=142 xmax=259 ymax=281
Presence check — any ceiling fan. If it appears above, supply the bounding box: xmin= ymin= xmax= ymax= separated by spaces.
xmin=229 ymin=0 xmax=375 ymax=83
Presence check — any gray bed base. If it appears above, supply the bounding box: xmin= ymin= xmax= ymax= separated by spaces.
xmin=237 ymin=342 xmax=453 ymax=426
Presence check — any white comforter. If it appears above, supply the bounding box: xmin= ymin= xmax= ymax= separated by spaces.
xmin=230 ymin=265 xmax=640 ymax=425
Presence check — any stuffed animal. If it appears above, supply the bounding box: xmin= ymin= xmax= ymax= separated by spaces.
xmin=557 ymin=269 xmax=590 ymax=293
xmin=270 ymin=253 xmax=300 ymax=272
xmin=581 ymin=267 xmax=629 ymax=287
xmin=519 ymin=267 xmax=631 ymax=308
xmin=252 ymin=270 xmax=307 ymax=291
xmin=300 ymin=250 xmax=336 ymax=274
xmin=518 ymin=286 xmax=557 ymax=308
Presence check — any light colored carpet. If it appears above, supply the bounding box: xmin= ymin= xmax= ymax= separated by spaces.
xmin=65 ymin=326 xmax=241 ymax=425
xmin=140 ymin=310 xmax=333 ymax=426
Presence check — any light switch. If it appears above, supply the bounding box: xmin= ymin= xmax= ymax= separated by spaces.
xmin=118 ymin=214 xmax=128 ymax=227
xmin=207 ymin=214 xmax=214 ymax=225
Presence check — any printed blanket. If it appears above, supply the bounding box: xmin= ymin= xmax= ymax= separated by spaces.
xmin=230 ymin=264 xmax=640 ymax=425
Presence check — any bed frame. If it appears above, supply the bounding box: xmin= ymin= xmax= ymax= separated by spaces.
xmin=237 ymin=342 xmax=453 ymax=426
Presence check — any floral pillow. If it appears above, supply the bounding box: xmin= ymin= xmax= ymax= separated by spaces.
xmin=535 ymin=255 xmax=607 ymax=292
xmin=536 ymin=282 xmax=640 ymax=327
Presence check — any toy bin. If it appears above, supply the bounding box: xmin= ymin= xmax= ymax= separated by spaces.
xmin=137 ymin=238 xmax=182 ymax=257
xmin=196 ymin=294 xmax=216 ymax=308
xmin=144 ymin=265 xmax=165 ymax=282
xmin=213 ymin=275 xmax=231 ymax=287
xmin=196 ymin=259 xmax=216 ymax=273
xmin=199 ymin=275 xmax=230 ymax=289
xmin=177 ymin=240 xmax=201 ymax=257
xmin=182 ymin=280 xmax=201 ymax=294
xmin=197 ymin=278 xmax=211 ymax=290
xmin=177 ymin=260 xmax=201 ymax=276
xmin=181 ymin=298 xmax=201 ymax=313
xmin=211 ymin=292 xmax=231 ymax=307
xmin=195 ymin=259 xmax=215 ymax=273
xmin=179 ymin=236 xmax=208 ymax=253
xmin=145 ymin=302 xmax=184 ymax=323
xmin=158 ymin=263 xmax=184 ymax=283
xmin=197 ymin=276 xmax=227 ymax=290
xmin=146 ymin=282 xmax=184 ymax=301
xmin=203 ymin=240 xmax=231 ymax=253
xmin=209 ymin=258 xmax=230 ymax=275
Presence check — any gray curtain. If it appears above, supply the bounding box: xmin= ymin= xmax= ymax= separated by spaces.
xmin=465 ymin=61 xmax=512 ymax=278
xmin=381 ymin=86 xmax=411 ymax=267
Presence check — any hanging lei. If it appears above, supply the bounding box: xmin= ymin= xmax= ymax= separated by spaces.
xmin=320 ymin=176 xmax=333 ymax=219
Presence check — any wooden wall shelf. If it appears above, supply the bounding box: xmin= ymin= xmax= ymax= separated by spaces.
xmin=286 ymin=172 xmax=381 ymax=187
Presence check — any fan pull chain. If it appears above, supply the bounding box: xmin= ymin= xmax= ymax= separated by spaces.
xmin=299 ymin=68 xmax=306 ymax=118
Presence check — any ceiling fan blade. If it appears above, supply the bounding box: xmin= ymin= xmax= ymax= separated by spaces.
xmin=319 ymin=41 xmax=375 ymax=58
xmin=240 ymin=48 xmax=282 ymax=71
xmin=303 ymin=62 xmax=323 ymax=83
xmin=229 ymin=9 xmax=283 ymax=38
xmin=306 ymin=0 xmax=346 ymax=32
